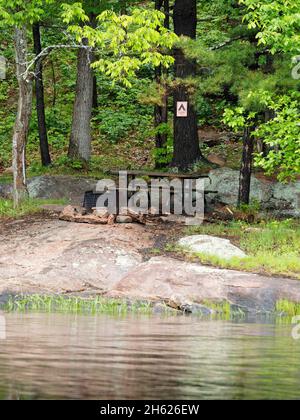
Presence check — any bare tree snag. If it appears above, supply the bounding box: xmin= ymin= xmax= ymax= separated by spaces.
xmin=12 ymin=26 xmax=33 ymax=207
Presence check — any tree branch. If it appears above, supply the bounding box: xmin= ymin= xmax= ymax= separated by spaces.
xmin=22 ymin=44 xmax=92 ymax=80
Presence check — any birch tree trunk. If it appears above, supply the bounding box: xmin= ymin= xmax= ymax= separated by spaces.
xmin=12 ymin=26 xmax=33 ymax=207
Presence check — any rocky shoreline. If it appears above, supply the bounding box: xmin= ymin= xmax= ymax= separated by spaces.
xmin=0 ymin=216 xmax=300 ymax=315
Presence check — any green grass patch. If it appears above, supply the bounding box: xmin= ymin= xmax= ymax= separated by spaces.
xmin=0 ymin=174 xmax=12 ymax=185
xmin=201 ymin=300 xmax=235 ymax=318
xmin=182 ymin=219 xmax=300 ymax=279
xmin=3 ymin=295 xmax=157 ymax=315
xmin=0 ymin=198 xmax=67 ymax=219
xmin=2 ymin=294 xmax=248 ymax=319
xmin=276 ymin=299 xmax=300 ymax=317
xmin=8 ymin=294 xmax=295 ymax=318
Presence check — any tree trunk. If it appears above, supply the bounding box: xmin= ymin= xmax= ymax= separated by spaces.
xmin=68 ymin=39 xmax=93 ymax=162
xmin=238 ymin=126 xmax=254 ymax=206
xmin=32 ymin=23 xmax=51 ymax=166
xmin=256 ymin=54 xmax=275 ymax=157
xmin=92 ymin=74 xmax=98 ymax=110
xmin=154 ymin=0 xmax=169 ymax=167
xmin=90 ymin=13 xmax=98 ymax=111
xmin=172 ymin=0 xmax=202 ymax=169
xmin=154 ymin=85 xmax=168 ymax=149
xmin=12 ymin=26 xmax=33 ymax=207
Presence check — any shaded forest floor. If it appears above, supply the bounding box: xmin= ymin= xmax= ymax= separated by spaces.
xmin=0 ymin=127 xmax=244 ymax=183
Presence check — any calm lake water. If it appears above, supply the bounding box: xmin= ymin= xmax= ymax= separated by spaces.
xmin=0 ymin=312 xmax=299 ymax=400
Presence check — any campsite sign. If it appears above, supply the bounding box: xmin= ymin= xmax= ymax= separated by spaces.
xmin=176 ymin=101 xmax=188 ymax=117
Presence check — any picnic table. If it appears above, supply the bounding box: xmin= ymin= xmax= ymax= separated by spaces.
xmin=83 ymin=170 xmax=217 ymax=212
xmin=109 ymin=170 xmax=210 ymax=182
xmin=108 ymin=170 xmax=214 ymax=193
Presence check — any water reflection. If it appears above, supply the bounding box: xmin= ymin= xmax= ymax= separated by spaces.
xmin=0 ymin=313 xmax=299 ymax=400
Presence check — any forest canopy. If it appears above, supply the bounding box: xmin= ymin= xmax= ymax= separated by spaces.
xmin=0 ymin=0 xmax=299 ymax=206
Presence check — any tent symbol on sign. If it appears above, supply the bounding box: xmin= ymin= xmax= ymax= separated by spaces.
xmin=177 ymin=101 xmax=188 ymax=117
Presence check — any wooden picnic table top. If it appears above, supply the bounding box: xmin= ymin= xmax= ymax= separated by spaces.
xmin=109 ymin=170 xmax=210 ymax=179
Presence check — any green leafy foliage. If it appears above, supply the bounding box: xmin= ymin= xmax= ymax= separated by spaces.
xmin=223 ymin=107 xmax=257 ymax=131
xmin=240 ymin=0 xmax=300 ymax=55
xmin=152 ymin=124 xmax=174 ymax=166
xmin=0 ymin=0 xmax=54 ymax=26
xmin=91 ymin=74 xmax=152 ymax=144
xmin=62 ymin=4 xmax=178 ymax=86
xmin=0 ymin=0 xmax=299 ymax=187
xmin=254 ymin=93 xmax=300 ymax=181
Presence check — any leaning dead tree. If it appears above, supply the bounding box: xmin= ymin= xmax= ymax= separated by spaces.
xmin=12 ymin=40 xmax=91 ymax=207
xmin=13 ymin=26 xmax=33 ymax=207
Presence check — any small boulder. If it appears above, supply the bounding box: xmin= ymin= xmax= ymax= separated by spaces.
xmin=152 ymin=302 xmax=178 ymax=315
xmin=244 ymin=227 xmax=263 ymax=233
xmin=76 ymin=214 xmax=108 ymax=224
xmin=116 ymin=215 xmax=133 ymax=224
xmin=119 ymin=207 xmax=129 ymax=215
xmin=3 ymin=167 xmax=13 ymax=175
xmin=92 ymin=207 xmax=109 ymax=218
xmin=59 ymin=205 xmax=108 ymax=224
xmin=178 ymin=235 xmax=247 ymax=260
xmin=207 ymin=153 xmax=226 ymax=167
xmin=107 ymin=214 xmax=116 ymax=225
xmin=0 ymin=183 xmax=13 ymax=199
xmin=181 ymin=303 xmax=215 ymax=316
xmin=149 ymin=207 xmax=159 ymax=215
xmin=59 ymin=205 xmax=78 ymax=222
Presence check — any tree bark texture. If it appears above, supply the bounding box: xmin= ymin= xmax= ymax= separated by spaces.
xmin=154 ymin=0 xmax=170 ymax=164
xmin=33 ymin=22 xmax=51 ymax=166
xmin=68 ymin=39 xmax=93 ymax=162
xmin=172 ymin=0 xmax=202 ymax=169
xmin=12 ymin=26 xmax=33 ymax=206
xmin=238 ymin=126 xmax=254 ymax=206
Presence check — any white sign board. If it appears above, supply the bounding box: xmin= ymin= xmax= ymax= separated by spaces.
xmin=176 ymin=101 xmax=188 ymax=117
